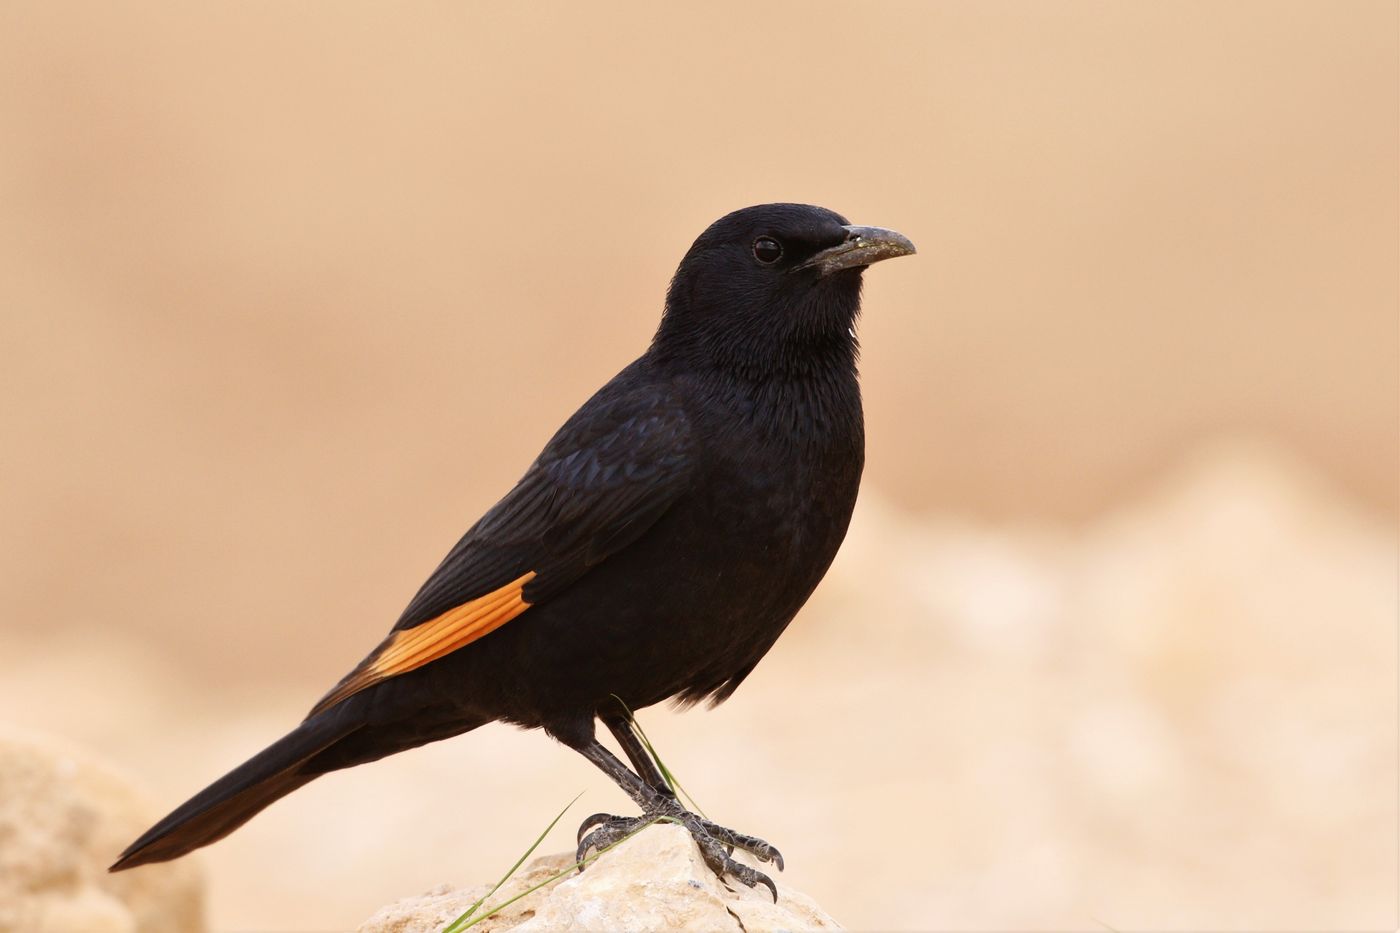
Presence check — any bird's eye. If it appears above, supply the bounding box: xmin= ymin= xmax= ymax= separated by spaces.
xmin=752 ymin=236 xmax=783 ymax=264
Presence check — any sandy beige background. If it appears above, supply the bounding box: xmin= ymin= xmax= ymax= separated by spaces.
xmin=0 ymin=2 xmax=1395 ymax=931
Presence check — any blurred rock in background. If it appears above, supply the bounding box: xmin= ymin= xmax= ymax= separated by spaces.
xmin=0 ymin=728 xmax=204 ymax=933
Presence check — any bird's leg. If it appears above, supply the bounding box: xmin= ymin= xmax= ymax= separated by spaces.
xmin=595 ymin=712 xmax=780 ymax=862
xmin=573 ymin=713 xmax=681 ymax=860
xmin=571 ymin=738 xmax=783 ymax=901
xmin=572 ymin=710 xmax=672 ymax=844
xmin=580 ymin=717 xmax=786 ymax=868
xmin=601 ymin=711 xmax=675 ymax=797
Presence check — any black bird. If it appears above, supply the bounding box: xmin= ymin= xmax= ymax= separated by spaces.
xmin=111 ymin=203 xmax=915 ymax=897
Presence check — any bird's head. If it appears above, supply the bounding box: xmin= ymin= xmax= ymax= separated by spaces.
xmin=653 ymin=203 xmax=914 ymax=379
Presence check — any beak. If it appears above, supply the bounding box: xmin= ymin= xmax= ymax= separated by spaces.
xmin=793 ymin=225 xmax=916 ymax=276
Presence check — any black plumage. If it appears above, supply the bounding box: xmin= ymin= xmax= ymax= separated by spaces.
xmin=111 ymin=203 xmax=914 ymax=897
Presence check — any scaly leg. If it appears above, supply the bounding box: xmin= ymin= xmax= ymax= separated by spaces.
xmin=571 ymin=738 xmax=783 ymax=901
xmin=601 ymin=711 xmax=674 ymax=796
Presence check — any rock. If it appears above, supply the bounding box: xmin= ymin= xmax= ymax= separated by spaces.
xmin=359 ymin=823 xmax=840 ymax=932
xmin=0 ymin=727 xmax=204 ymax=933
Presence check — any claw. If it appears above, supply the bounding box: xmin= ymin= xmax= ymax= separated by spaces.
xmin=576 ymin=823 xmax=621 ymax=867
xmin=723 ymin=858 xmax=778 ymax=903
xmin=755 ymin=870 xmax=779 ymax=903
xmin=577 ymin=814 xmax=649 ymax=869
xmin=574 ymin=835 xmax=590 ymax=870
xmin=576 ymin=811 xmax=614 ymax=844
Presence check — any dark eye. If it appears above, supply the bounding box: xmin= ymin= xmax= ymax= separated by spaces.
xmin=752 ymin=236 xmax=783 ymax=264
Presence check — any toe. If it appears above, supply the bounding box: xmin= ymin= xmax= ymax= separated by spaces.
xmin=696 ymin=820 xmax=784 ymax=869
xmin=576 ymin=824 xmax=619 ymax=864
xmin=576 ymin=811 xmax=615 ymax=844
xmin=725 ymin=858 xmax=778 ymax=903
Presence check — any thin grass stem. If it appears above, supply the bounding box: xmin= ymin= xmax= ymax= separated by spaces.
xmin=441 ymin=792 xmax=583 ymax=933
xmin=443 ymin=815 xmax=668 ymax=932
xmin=610 ymin=694 xmax=707 ymax=818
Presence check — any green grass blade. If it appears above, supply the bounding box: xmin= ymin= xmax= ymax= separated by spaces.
xmin=441 ymin=791 xmax=584 ymax=933
xmin=450 ymin=815 xmax=667 ymax=931
xmin=610 ymin=695 xmax=707 ymax=818
xmin=442 ymin=701 xmax=708 ymax=933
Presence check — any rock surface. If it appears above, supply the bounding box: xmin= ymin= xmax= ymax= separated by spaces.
xmin=359 ymin=823 xmax=839 ymax=933
xmin=0 ymin=727 xmax=204 ymax=933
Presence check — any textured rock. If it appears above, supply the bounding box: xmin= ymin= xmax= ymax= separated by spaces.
xmin=0 ymin=727 xmax=204 ymax=933
xmin=359 ymin=823 xmax=839 ymax=932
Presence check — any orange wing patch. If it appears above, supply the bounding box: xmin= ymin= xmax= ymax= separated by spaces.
xmin=310 ymin=570 xmax=536 ymax=716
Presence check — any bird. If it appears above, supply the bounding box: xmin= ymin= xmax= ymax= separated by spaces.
xmin=110 ymin=203 xmax=915 ymax=899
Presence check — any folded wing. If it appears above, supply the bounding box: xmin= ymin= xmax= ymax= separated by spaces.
xmin=309 ymin=380 xmax=694 ymax=716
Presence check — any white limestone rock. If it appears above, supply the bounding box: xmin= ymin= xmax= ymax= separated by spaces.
xmin=359 ymin=823 xmax=840 ymax=933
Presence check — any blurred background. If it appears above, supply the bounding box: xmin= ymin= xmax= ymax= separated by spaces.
xmin=0 ymin=2 xmax=1395 ymax=930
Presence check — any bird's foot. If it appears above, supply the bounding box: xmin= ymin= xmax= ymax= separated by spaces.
xmin=575 ymin=799 xmax=783 ymax=901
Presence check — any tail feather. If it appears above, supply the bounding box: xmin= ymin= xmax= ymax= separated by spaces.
xmin=110 ymin=714 xmax=356 ymax=871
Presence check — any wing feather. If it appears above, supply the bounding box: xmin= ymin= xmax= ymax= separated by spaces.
xmin=307 ymin=375 xmax=693 ymax=716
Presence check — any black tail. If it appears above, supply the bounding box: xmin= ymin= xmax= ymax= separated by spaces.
xmin=110 ymin=712 xmax=357 ymax=871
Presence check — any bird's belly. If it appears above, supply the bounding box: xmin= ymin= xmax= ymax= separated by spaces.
xmin=496 ymin=454 xmax=859 ymax=717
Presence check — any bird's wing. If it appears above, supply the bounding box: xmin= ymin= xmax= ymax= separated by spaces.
xmin=308 ymin=382 xmax=694 ymax=716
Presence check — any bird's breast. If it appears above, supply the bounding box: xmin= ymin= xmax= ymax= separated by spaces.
xmin=686 ymin=374 xmax=865 ymax=597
